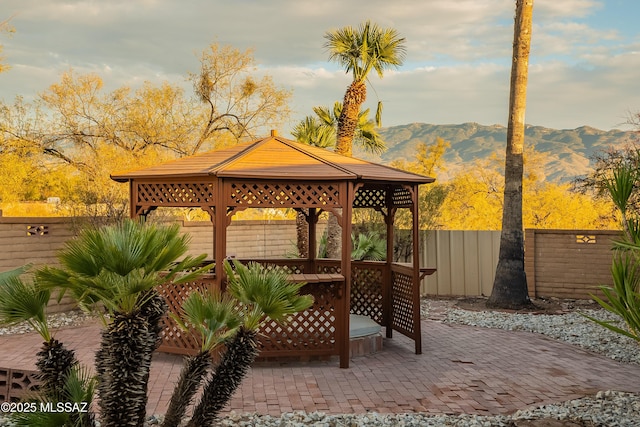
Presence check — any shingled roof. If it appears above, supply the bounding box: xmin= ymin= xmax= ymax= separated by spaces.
xmin=111 ymin=132 xmax=435 ymax=184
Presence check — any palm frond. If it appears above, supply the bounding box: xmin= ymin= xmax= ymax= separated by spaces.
xmin=0 ymin=264 xmax=31 ymax=282
xmin=324 ymin=20 xmax=406 ymax=82
xmin=0 ymin=273 xmax=51 ymax=341
xmin=36 ymin=219 xmax=210 ymax=316
xmin=173 ymin=290 xmax=241 ymax=352
xmin=224 ymin=260 xmax=313 ymax=330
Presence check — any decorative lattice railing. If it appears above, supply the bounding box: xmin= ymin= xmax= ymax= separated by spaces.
xmin=391 ymin=263 xmax=419 ymax=341
xmin=157 ymin=259 xmax=421 ymax=358
xmin=316 ymin=260 xmax=385 ymax=325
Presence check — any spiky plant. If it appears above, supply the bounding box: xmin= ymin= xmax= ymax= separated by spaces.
xmin=11 ymin=364 xmax=97 ymax=427
xmin=161 ymin=291 xmax=240 ymax=427
xmin=36 ymin=219 xmax=212 ymax=427
xmin=583 ymin=161 xmax=640 ymax=344
xmin=187 ymin=260 xmax=313 ymax=426
xmin=0 ymin=267 xmax=80 ymax=403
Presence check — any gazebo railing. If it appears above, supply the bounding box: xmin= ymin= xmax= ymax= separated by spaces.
xmin=315 ymin=259 xmax=386 ymax=325
xmin=390 ymin=263 xmax=420 ymax=349
xmin=156 ymin=259 xmax=420 ymax=359
xmin=156 ymin=261 xmax=345 ymax=359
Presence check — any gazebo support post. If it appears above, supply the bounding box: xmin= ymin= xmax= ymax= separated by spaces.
xmin=384 ymin=200 xmax=396 ymax=339
xmin=411 ymin=184 xmax=422 ymax=354
xmin=214 ymin=180 xmax=228 ymax=290
xmin=339 ymin=183 xmax=354 ymax=368
xmin=129 ymin=181 xmax=137 ymax=219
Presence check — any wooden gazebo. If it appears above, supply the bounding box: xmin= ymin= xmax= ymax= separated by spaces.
xmin=111 ymin=131 xmax=434 ymax=368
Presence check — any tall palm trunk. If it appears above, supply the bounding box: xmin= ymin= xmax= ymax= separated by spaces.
xmin=97 ymin=293 xmax=166 ymax=427
xmin=335 ymin=80 xmax=367 ymax=156
xmin=161 ymin=351 xmax=211 ymax=427
xmin=326 ymin=80 xmax=367 ymax=258
xmin=295 ymin=209 xmax=309 ymax=258
xmin=487 ymin=0 xmax=534 ymax=309
xmin=187 ymin=326 xmax=259 ymax=427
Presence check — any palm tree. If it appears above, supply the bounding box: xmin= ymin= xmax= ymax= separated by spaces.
xmin=36 ymin=219 xmax=211 ymax=427
xmin=323 ymin=21 xmax=404 ymax=257
xmin=0 ymin=267 xmax=75 ymax=397
xmin=487 ymin=0 xmax=535 ymax=309
xmin=324 ymin=20 xmax=405 ymax=157
xmin=161 ymin=291 xmax=240 ymax=427
xmin=292 ymin=102 xmax=385 ymax=257
xmin=186 ymin=260 xmax=313 ymax=427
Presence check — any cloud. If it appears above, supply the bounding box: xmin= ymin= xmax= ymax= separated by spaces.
xmin=1 ymin=0 xmax=638 ymax=132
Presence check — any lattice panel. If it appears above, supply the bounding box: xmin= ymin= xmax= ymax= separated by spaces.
xmin=257 ymin=262 xmax=305 ymax=275
xmin=316 ymin=263 xmax=341 ymax=275
xmin=392 ymin=188 xmax=413 ymax=208
xmin=392 ymin=271 xmax=415 ymax=335
xmin=229 ymin=183 xmax=340 ymax=208
xmin=257 ymin=282 xmax=340 ymax=355
xmin=137 ymin=182 xmax=214 ymax=206
xmin=353 ymin=188 xmax=386 ymax=209
xmin=350 ymin=265 xmax=384 ymax=324
xmin=0 ymin=368 xmax=40 ymax=402
xmin=157 ymin=280 xmax=214 ymax=355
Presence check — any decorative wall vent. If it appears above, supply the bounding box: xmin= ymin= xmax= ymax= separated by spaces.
xmin=26 ymin=225 xmax=48 ymax=236
xmin=576 ymin=234 xmax=596 ymax=244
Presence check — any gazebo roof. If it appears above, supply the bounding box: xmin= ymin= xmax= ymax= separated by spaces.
xmin=111 ymin=133 xmax=435 ymax=184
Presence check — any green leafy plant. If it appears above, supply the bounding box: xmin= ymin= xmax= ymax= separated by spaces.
xmin=583 ymin=253 xmax=640 ymax=342
xmin=36 ymin=219 xmax=211 ymax=427
xmin=185 ymin=260 xmax=313 ymax=426
xmin=3 ymin=221 xmax=313 ymax=427
xmin=318 ymin=230 xmax=386 ymax=261
xmin=351 ymin=231 xmax=386 ymax=261
xmin=584 ymin=161 xmax=640 ymax=343
xmin=0 ymin=267 xmax=95 ymax=426
xmin=161 ymin=291 xmax=240 ymax=427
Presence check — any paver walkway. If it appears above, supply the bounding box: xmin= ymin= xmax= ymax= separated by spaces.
xmin=1 ymin=318 xmax=639 ymax=417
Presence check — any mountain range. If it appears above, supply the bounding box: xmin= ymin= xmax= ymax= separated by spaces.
xmin=354 ymin=123 xmax=636 ymax=182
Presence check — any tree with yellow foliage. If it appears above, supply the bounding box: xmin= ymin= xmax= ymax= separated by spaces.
xmin=0 ymin=43 xmax=292 ymax=219
xmin=390 ymin=137 xmax=450 ymax=231
xmin=0 ymin=17 xmax=14 ymax=73
xmin=438 ymin=148 xmax=617 ymax=230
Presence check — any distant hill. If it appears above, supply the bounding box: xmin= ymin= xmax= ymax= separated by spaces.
xmin=354 ymin=123 xmax=636 ymax=182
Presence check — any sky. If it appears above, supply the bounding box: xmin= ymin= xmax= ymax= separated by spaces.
xmin=1 ymin=0 xmax=640 ymax=134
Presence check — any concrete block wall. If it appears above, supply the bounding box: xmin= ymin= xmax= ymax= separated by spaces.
xmin=0 ymin=218 xmax=327 ymax=312
xmin=524 ymin=229 xmax=619 ymax=300
xmin=0 ymin=216 xmax=625 ymax=309
xmin=180 ymin=219 xmax=327 ymax=259
xmin=0 ymin=217 xmax=78 ymax=312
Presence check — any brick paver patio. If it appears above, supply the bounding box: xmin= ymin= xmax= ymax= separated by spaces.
xmin=1 ymin=318 xmax=639 ymax=417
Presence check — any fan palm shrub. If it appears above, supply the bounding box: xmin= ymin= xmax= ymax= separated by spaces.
xmin=351 ymin=231 xmax=386 ymax=261
xmin=11 ymin=365 xmax=97 ymax=427
xmin=161 ymin=291 xmax=240 ymax=427
xmin=0 ymin=267 xmax=77 ymax=399
xmin=318 ymin=231 xmax=386 ymax=261
xmin=0 ymin=267 xmax=96 ymax=426
xmin=186 ymin=260 xmax=313 ymax=427
xmin=36 ymin=219 xmax=211 ymax=427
